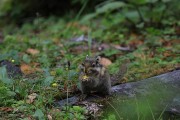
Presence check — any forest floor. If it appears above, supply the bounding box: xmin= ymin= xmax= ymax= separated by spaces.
xmin=0 ymin=16 xmax=179 ymax=119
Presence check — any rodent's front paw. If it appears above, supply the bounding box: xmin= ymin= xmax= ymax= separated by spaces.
xmin=78 ymin=94 xmax=87 ymax=101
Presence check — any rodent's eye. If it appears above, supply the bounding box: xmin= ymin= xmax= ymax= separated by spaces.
xmin=79 ymin=65 xmax=84 ymax=70
xmin=92 ymin=63 xmax=95 ymax=67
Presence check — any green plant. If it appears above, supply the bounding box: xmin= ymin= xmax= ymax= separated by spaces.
xmin=103 ymin=81 xmax=177 ymax=119
xmin=81 ymin=0 xmax=180 ymax=33
xmin=0 ymin=66 xmax=13 ymax=85
xmin=0 ymin=1 xmax=179 ymax=118
xmin=0 ymin=81 xmax=16 ymax=106
xmin=59 ymin=106 xmax=87 ymax=120
xmin=33 ymin=109 xmax=45 ymax=120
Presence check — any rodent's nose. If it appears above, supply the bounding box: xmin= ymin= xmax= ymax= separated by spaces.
xmin=85 ymin=70 xmax=89 ymax=74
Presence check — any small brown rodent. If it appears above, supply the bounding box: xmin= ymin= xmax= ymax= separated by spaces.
xmin=79 ymin=56 xmax=111 ymax=95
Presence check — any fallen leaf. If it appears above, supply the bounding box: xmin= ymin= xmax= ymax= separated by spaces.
xmin=31 ymin=62 xmax=40 ymax=67
xmin=49 ymin=108 xmax=61 ymax=116
xmin=26 ymin=93 xmax=38 ymax=104
xmin=80 ymin=25 xmax=89 ymax=32
xmin=26 ymin=48 xmax=40 ymax=55
xmin=100 ymin=57 xmax=112 ymax=67
xmin=128 ymin=33 xmax=144 ymax=48
xmin=0 ymin=107 xmax=13 ymax=112
xmin=112 ymin=44 xmax=132 ymax=51
xmin=20 ymin=64 xmax=34 ymax=75
xmin=67 ymin=22 xmax=79 ymax=28
xmin=163 ymin=50 xmax=172 ymax=57
xmin=128 ymin=40 xmax=143 ymax=49
xmin=20 ymin=64 xmax=42 ymax=75
xmin=67 ymin=22 xmax=89 ymax=32
xmin=71 ymin=35 xmax=88 ymax=42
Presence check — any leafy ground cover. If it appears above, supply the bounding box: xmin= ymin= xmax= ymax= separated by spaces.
xmin=0 ymin=1 xmax=179 ymax=118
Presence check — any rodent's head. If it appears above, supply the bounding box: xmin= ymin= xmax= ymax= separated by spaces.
xmin=79 ymin=56 xmax=103 ymax=75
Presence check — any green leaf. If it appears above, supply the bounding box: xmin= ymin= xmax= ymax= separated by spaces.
xmin=0 ymin=66 xmax=7 ymax=79
xmin=130 ymin=0 xmax=158 ymax=4
xmin=7 ymin=91 xmax=16 ymax=97
xmin=162 ymin=0 xmax=171 ymax=2
xmin=33 ymin=109 xmax=45 ymax=120
xmin=107 ymin=114 xmax=116 ymax=120
xmin=80 ymin=13 xmax=97 ymax=22
xmin=73 ymin=106 xmax=82 ymax=112
xmin=43 ymin=76 xmax=54 ymax=86
xmin=0 ymin=66 xmax=13 ymax=85
xmin=96 ymin=1 xmax=126 ymax=14
xmin=22 ymin=54 xmax=31 ymax=63
xmin=124 ymin=10 xmax=140 ymax=23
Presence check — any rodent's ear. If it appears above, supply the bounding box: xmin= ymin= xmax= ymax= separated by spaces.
xmin=96 ymin=56 xmax=101 ymax=62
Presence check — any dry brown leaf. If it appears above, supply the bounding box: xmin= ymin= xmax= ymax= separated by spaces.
xmin=100 ymin=57 xmax=112 ymax=67
xmin=129 ymin=40 xmax=143 ymax=47
xmin=21 ymin=64 xmax=34 ymax=75
xmin=0 ymin=107 xmax=13 ymax=112
xmin=31 ymin=62 xmax=40 ymax=67
xmin=26 ymin=93 xmax=38 ymax=104
xmin=67 ymin=22 xmax=78 ymax=27
xmin=26 ymin=48 xmax=40 ymax=55
xmin=20 ymin=64 xmax=42 ymax=75
xmin=163 ymin=51 xmax=172 ymax=57
xmin=27 ymin=116 xmax=33 ymax=120
xmin=49 ymin=108 xmax=61 ymax=116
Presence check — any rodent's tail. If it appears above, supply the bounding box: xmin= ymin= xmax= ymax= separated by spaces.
xmin=111 ymin=59 xmax=130 ymax=86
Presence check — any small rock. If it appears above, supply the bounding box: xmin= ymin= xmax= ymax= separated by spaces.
xmin=0 ymin=60 xmax=22 ymax=78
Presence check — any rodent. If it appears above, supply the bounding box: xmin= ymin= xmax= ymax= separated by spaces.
xmin=79 ymin=56 xmax=111 ymax=95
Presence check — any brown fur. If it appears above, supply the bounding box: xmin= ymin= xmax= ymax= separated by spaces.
xmin=79 ymin=56 xmax=111 ymax=95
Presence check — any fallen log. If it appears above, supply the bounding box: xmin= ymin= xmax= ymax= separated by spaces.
xmin=57 ymin=70 xmax=180 ymax=119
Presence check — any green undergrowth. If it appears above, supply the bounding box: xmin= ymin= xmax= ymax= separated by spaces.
xmin=0 ymin=13 xmax=179 ymax=119
xmin=103 ymin=81 xmax=179 ymax=120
